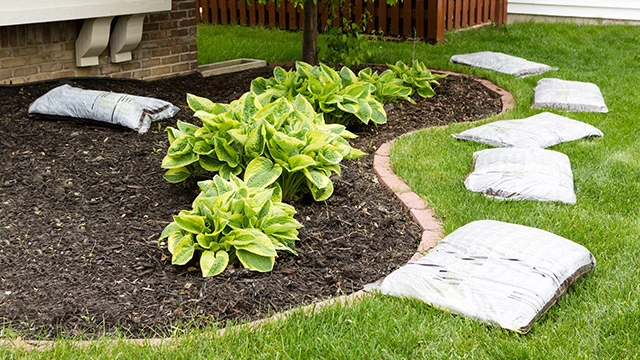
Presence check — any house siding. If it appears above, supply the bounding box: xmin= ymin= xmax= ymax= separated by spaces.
xmin=508 ymin=1 xmax=640 ymax=21
xmin=0 ymin=0 xmax=197 ymax=85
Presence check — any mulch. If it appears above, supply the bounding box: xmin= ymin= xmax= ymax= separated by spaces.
xmin=0 ymin=63 xmax=501 ymax=339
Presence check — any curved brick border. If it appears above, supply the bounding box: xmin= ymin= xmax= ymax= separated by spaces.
xmin=374 ymin=71 xmax=515 ymax=262
xmin=1 ymin=73 xmax=514 ymax=352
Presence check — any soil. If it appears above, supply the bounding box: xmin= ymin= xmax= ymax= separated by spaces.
xmin=0 ymin=63 xmax=501 ymax=339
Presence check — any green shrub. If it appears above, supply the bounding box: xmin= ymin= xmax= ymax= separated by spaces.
xmin=387 ymin=60 xmax=448 ymax=98
xmin=162 ymin=93 xmax=365 ymax=201
xmin=251 ymin=61 xmax=387 ymax=126
xmin=159 ymin=157 xmax=303 ymax=277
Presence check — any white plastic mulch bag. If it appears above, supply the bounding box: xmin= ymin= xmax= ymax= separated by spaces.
xmin=452 ymin=112 xmax=603 ymax=148
xmin=379 ymin=220 xmax=596 ymax=333
xmin=464 ymin=148 xmax=576 ymax=204
xmin=450 ymin=51 xmax=555 ymax=77
xmin=533 ymin=78 xmax=608 ymax=113
xmin=28 ymin=84 xmax=180 ymax=134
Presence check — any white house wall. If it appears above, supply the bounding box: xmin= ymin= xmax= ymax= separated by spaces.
xmin=0 ymin=0 xmax=172 ymax=26
xmin=508 ymin=0 xmax=640 ymax=21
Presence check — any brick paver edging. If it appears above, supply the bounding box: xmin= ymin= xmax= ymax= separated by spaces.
xmin=374 ymin=71 xmax=514 ymax=260
xmin=1 ymin=72 xmax=514 ymax=351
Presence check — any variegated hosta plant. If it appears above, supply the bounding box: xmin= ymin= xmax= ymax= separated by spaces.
xmin=159 ymin=157 xmax=302 ymax=277
xmin=387 ymin=60 xmax=448 ymax=98
xmin=161 ymin=93 xmax=365 ymax=202
xmin=250 ymin=61 xmax=388 ymax=126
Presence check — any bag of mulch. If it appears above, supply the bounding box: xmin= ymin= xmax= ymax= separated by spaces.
xmin=28 ymin=84 xmax=180 ymax=134
xmin=532 ymin=78 xmax=608 ymax=113
xmin=464 ymin=148 xmax=576 ymax=204
xmin=452 ymin=112 xmax=604 ymax=148
xmin=378 ymin=220 xmax=596 ymax=333
xmin=450 ymin=51 xmax=556 ymax=77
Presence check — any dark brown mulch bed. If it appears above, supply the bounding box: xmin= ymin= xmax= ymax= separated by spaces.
xmin=0 ymin=63 xmax=501 ymax=339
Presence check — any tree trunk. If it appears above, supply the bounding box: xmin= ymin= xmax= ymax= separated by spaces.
xmin=302 ymin=0 xmax=318 ymax=65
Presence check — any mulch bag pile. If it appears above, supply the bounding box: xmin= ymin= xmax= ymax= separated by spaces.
xmin=450 ymin=51 xmax=556 ymax=77
xmin=28 ymin=84 xmax=180 ymax=134
xmin=452 ymin=112 xmax=603 ymax=148
xmin=533 ymin=78 xmax=608 ymax=113
xmin=464 ymin=148 xmax=576 ymax=204
xmin=379 ymin=220 xmax=596 ymax=333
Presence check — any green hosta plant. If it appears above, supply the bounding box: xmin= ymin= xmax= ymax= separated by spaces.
xmin=162 ymin=93 xmax=365 ymax=201
xmin=250 ymin=61 xmax=387 ymax=126
xmin=356 ymin=67 xmax=414 ymax=104
xmin=159 ymin=157 xmax=302 ymax=277
xmin=388 ymin=60 xmax=448 ymax=98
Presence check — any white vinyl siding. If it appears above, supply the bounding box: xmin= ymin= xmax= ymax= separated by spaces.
xmin=508 ymin=0 xmax=640 ymax=21
xmin=0 ymin=0 xmax=172 ymax=26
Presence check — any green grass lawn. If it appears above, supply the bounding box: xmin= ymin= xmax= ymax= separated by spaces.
xmin=4 ymin=22 xmax=640 ymax=359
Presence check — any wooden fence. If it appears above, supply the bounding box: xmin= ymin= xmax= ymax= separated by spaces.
xmin=195 ymin=0 xmax=507 ymax=43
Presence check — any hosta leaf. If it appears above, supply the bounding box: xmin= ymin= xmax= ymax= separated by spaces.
xmin=192 ymin=192 xmax=216 ymax=219
xmin=214 ymin=175 xmax=234 ymax=193
xmin=288 ymin=154 xmax=316 ymax=172
xmin=270 ymin=182 xmax=283 ymax=202
xmin=355 ymin=99 xmax=373 ymax=124
xmin=292 ymin=94 xmax=316 ymax=121
xmin=219 ymin=163 xmax=242 ymax=179
xmin=273 ymin=66 xmax=289 ymax=84
xmin=247 ymin=188 xmax=274 ymax=214
xmin=318 ymin=63 xmax=341 ymax=83
xmin=256 ymin=97 xmax=293 ymax=121
xmin=236 ymin=249 xmax=275 ymax=272
xmin=307 ymin=177 xmax=334 ymax=202
xmin=321 ymin=123 xmax=347 ymax=136
xmin=417 ymin=85 xmax=436 ymax=98
xmin=344 ymin=83 xmax=370 ymax=98
xmin=339 ymin=66 xmax=358 ymax=85
xmin=199 ymin=155 xmax=223 ymax=172
xmin=165 ymin=127 xmax=183 ymax=143
xmin=295 ymin=61 xmax=314 ymax=77
xmin=176 ymin=120 xmax=200 ymax=135
xmin=303 ymin=169 xmax=331 ymax=189
xmin=172 ymin=234 xmax=195 ymax=265
xmin=161 ymin=152 xmax=198 ymax=169
xmin=167 ymin=137 xmax=194 ymax=156
xmin=163 ymin=167 xmax=192 ymax=183
xmin=370 ymin=101 xmax=387 ymax=125
xmin=244 ymin=157 xmax=282 ymax=188
xmin=347 ymin=147 xmax=367 ymax=160
xmin=250 ymin=77 xmax=269 ymax=95
xmin=174 ymin=214 xmax=206 ymax=234
xmin=230 ymin=229 xmax=277 ymax=257
xmin=227 ymin=128 xmax=248 ymax=145
xmin=213 ymin=137 xmax=240 ymax=167
xmin=159 ymin=222 xmax=181 ymax=241
xmin=318 ymin=150 xmax=343 ymax=165
xmin=193 ymin=140 xmax=215 ymax=155
xmin=187 ymin=93 xmax=217 ymax=112
xmin=262 ymin=215 xmax=303 ymax=234
xmin=200 ymin=250 xmax=229 ymax=277
xmin=336 ymin=100 xmax=358 ymax=115
xmin=167 ymin=231 xmax=184 ymax=254
xmin=245 ymin=123 xmax=266 ymax=158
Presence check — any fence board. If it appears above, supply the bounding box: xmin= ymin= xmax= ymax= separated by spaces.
xmin=389 ymin=0 xmax=399 ymax=34
xmin=462 ymin=0 xmax=469 ymax=27
xmin=277 ymin=0 xmax=287 ymax=29
xmin=415 ymin=0 xmax=425 ymax=37
xmin=238 ymin=0 xmax=247 ymax=25
xmin=196 ymin=0 xmax=508 ymax=43
xmin=402 ymin=0 xmax=412 ymax=36
xmin=378 ymin=0 xmax=388 ymax=34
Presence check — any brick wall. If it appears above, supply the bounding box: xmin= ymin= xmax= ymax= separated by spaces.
xmin=0 ymin=0 xmax=197 ymax=85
